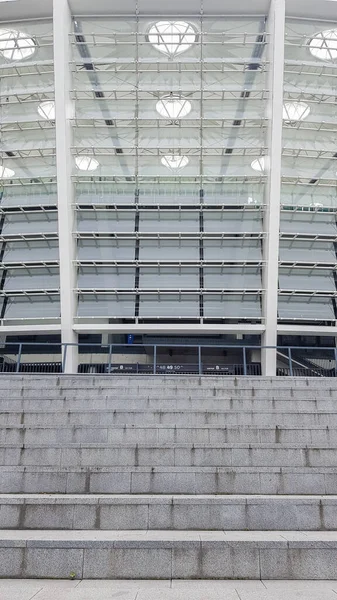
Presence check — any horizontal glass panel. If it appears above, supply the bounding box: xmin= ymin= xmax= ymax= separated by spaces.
xmin=203 ymin=295 xmax=261 ymax=318
xmin=4 ymin=297 xmax=60 ymax=319
xmin=139 ymin=212 xmax=199 ymax=232
xmin=77 ymin=212 xmax=135 ymax=233
xmin=3 ymin=241 xmax=59 ymax=262
xmin=139 ymin=268 xmax=199 ymax=288
xmin=139 ymin=240 xmax=199 ymax=260
xmin=279 ymin=269 xmax=335 ymax=291
xmin=203 ymin=212 xmax=263 ymax=233
xmin=78 ymin=267 xmax=135 ymax=288
xmin=279 ymin=241 xmax=336 ymax=262
xmin=204 ymin=267 xmax=261 ymax=288
xmin=204 ymin=240 xmax=262 ymax=260
xmin=2 ymin=213 xmax=58 ymax=235
xmin=280 ymin=213 xmax=337 ymax=235
xmin=4 ymin=269 xmax=59 ymax=291
xmin=77 ymin=240 xmax=136 ymax=261
xmin=278 ymin=297 xmax=335 ymax=320
xmin=78 ymin=295 xmax=136 ymax=317
xmin=139 ymin=295 xmax=199 ymax=317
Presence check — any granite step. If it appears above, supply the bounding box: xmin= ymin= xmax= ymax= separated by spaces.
xmin=0 ymin=399 xmax=332 ymax=413
xmin=1 ymin=424 xmax=337 ymax=445
xmin=0 ymin=375 xmax=333 ymax=390
xmin=1 ymin=442 xmax=337 ymax=468
xmin=1 ymin=465 xmax=336 ymax=494
xmin=1 ymin=530 xmax=337 ymax=579
xmin=0 ymin=386 xmax=334 ymax=400
xmin=0 ymin=494 xmax=336 ymax=531
xmin=1 ymin=409 xmax=336 ymax=428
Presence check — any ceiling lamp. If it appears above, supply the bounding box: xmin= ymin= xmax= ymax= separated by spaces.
xmin=75 ymin=156 xmax=99 ymax=171
xmin=37 ymin=100 xmax=55 ymax=121
xmin=283 ymin=101 xmax=310 ymax=123
xmin=147 ymin=21 xmax=197 ymax=57
xmin=309 ymin=29 xmax=337 ymax=61
xmin=251 ymin=157 xmax=268 ymax=173
xmin=0 ymin=165 xmax=15 ymax=178
xmin=161 ymin=155 xmax=189 ymax=171
xmin=156 ymin=94 xmax=192 ymax=119
xmin=0 ymin=28 xmax=36 ymax=61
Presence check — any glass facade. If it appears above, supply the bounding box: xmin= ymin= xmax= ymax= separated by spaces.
xmin=280 ymin=18 xmax=337 ymax=324
xmin=71 ymin=17 xmax=267 ymax=324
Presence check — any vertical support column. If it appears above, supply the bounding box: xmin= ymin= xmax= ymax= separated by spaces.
xmin=261 ymin=0 xmax=285 ymax=376
xmin=54 ymin=0 xmax=78 ymax=373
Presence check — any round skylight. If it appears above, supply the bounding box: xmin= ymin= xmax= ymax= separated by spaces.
xmin=156 ymin=94 xmax=192 ymax=119
xmin=0 ymin=165 xmax=15 ymax=179
xmin=147 ymin=21 xmax=197 ymax=57
xmin=309 ymin=29 xmax=337 ymax=61
xmin=75 ymin=156 xmax=99 ymax=172
xmin=251 ymin=157 xmax=268 ymax=173
xmin=0 ymin=28 xmax=36 ymax=61
xmin=161 ymin=155 xmax=189 ymax=170
xmin=283 ymin=101 xmax=310 ymax=122
xmin=37 ymin=101 xmax=56 ymax=121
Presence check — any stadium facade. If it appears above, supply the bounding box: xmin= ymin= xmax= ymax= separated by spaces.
xmin=0 ymin=0 xmax=337 ymax=373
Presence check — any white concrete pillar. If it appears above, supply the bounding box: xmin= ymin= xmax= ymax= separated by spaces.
xmin=53 ymin=0 xmax=78 ymax=373
xmin=261 ymin=0 xmax=285 ymax=376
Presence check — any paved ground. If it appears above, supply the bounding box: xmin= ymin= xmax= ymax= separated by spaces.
xmin=1 ymin=580 xmax=337 ymax=600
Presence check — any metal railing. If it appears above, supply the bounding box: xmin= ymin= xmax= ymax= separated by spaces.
xmin=0 ymin=342 xmax=336 ymax=376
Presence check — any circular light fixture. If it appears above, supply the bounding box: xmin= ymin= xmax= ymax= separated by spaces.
xmin=147 ymin=21 xmax=197 ymax=57
xmin=156 ymin=94 xmax=192 ymax=119
xmin=0 ymin=165 xmax=15 ymax=179
xmin=0 ymin=28 xmax=36 ymax=61
xmin=75 ymin=156 xmax=99 ymax=171
xmin=251 ymin=157 xmax=268 ymax=173
xmin=283 ymin=101 xmax=310 ymax=122
xmin=161 ymin=155 xmax=189 ymax=170
xmin=37 ymin=100 xmax=55 ymax=121
xmin=309 ymin=29 xmax=337 ymax=61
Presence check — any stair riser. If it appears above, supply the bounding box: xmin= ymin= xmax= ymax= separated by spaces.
xmin=0 ymin=387 xmax=333 ymax=400
xmin=0 ymin=399 xmax=331 ymax=413
xmin=1 ymin=427 xmax=337 ymax=445
xmin=1 ymin=412 xmax=336 ymax=428
xmin=1 ymin=446 xmax=337 ymax=468
xmin=1 ymin=469 xmax=335 ymax=494
xmin=1 ymin=500 xmax=336 ymax=531
xmin=0 ymin=375 xmax=330 ymax=388
xmin=1 ymin=542 xmax=337 ymax=579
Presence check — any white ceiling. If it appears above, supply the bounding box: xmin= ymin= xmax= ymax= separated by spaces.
xmin=69 ymin=0 xmax=270 ymax=17
xmin=286 ymin=0 xmax=337 ymax=19
xmin=0 ymin=0 xmax=336 ymax=22
xmin=0 ymin=0 xmax=52 ymax=20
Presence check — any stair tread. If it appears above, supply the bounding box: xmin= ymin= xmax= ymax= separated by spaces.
xmin=2 ymin=408 xmax=336 ymax=413
xmin=1 ymin=529 xmax=337 ymax=547
xmin=2 ymin=424 xmax=336 ymax=430
xmin=2 ymin=464 xmax=337 ymax=472
xmin=1 ymin=442 xmax=337 ymax=448
xmin=0 ymin=493 xmax=336 ymax=503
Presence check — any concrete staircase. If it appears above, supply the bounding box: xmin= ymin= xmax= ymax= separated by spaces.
xmin=1 ymin=374 xmax=337 ymax=579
